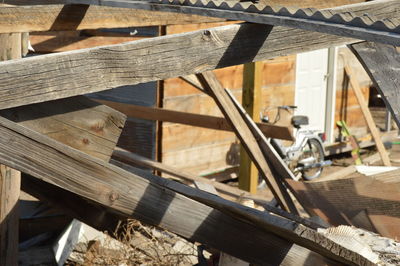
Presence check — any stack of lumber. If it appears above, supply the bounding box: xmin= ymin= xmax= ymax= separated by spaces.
xmin=0 ymin=0 xmax=400 ymax=265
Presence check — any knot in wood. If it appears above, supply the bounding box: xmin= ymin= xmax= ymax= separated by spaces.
xmin=203 ymin=30 xmax=211 ymax=36
xmin=109 ymin=192 xmax=119 ymax=202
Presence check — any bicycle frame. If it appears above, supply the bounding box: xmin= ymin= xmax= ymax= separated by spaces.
xmin=270 ymin=128 xmax=325 ymax=162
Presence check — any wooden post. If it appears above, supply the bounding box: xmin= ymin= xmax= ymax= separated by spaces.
xmin=155 ymin=25 xmax=166 ymax=175
xmin=0 ymin=32 xmax=22 ymax=266
xmin=344 ymin=66 xmax=391 ymax=166
xmin=239 ymin=62 xmax=263 ymax=193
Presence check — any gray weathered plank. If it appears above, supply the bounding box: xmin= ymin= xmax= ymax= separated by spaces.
xmin=349 ymin=41 xmax=400 ymax=129
xmin=0 ymin=1 xmax=397 ymax=110
xmin=113 ymin=147 xmax=324 ymax=230
xmin=0 ymin=115 xmax=374 ymax=265
xmin=0 ymin=96 xmax=126 ymax=161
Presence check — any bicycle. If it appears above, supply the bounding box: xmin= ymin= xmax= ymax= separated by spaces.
xmin=261 ymin=105 xmax=331 ymax=180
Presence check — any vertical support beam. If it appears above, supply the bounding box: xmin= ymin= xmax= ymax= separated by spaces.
xmin=324 ymin=47 xmax=338 ymax=143
xmin=155 ymin=26 xmax=166 ymax=175
xmin=0 ymin=32 xmax=22 ymax=266
xmin=239 ymin=62 xmax=263 ymax=194
xmin=344 ymin=66 xmax=391 ymax=166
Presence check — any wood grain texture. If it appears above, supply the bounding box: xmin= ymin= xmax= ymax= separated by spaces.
xmin=239 ymin=61 xmax=263 ymax=194
xmin=196 ymin=71 xmax=297 ymax=213
xmin=0 ymin=96 xmax=126 ymax=161
xmin=0 ymin=32 xmax=21 ymax=266
xmin=97 ymin=99 xmax=293 ymax=140
xmin=0 ymin=116 xmax=358 ymax=265
xmin=30 ymin=33 xmax=147 ymax=53
xmin=0 ymin=165 xmax=20 ymax=266
xmin=113 ymin=147 xmax=326 ymax=230
xmin=287 ymin=172 xmax=400 ymax=240
xmin=113 ymin=147 xmax=273 ymax=205
xmin=344 ymin=66 xmax=391 ymax=166
xmin=349 ymin=42 xmax=400 ymax=129
xmin=0 ymin=0 xmax=397 ymax=110
xmin=0 ymin=4 xmax=224 ymax=34
xmin=72 ymin=0 xmax=400 ymax=46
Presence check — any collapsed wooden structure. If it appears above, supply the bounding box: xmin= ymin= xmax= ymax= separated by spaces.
xmin=1 ymin=0 xmax=400 ymax=265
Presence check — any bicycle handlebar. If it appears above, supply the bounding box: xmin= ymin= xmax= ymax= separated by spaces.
xmin=278 ymin=105 xmax=297 ymax=110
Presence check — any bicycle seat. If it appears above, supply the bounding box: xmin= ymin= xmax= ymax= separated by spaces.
xmin=291 ymin=115 xmax=309 ymax=128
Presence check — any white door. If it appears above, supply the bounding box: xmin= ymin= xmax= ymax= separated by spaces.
xmin=295 ymin=49 xmax=329 ymax=132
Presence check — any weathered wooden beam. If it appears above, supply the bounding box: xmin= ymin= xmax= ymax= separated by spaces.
xmin=0 ymin=116 xmax=374 ymax=265
xmin=349 ymin=41 xmax=400 ymax=129
xmin=70 ymin=0 xmax=400 ymax=46
xmin=196 ymin=71 xmax=297 ymax=213
xmin=30 ymin=33 xmax=147 ymax=53
xmin=96 ymin=99 xmax=293 ymax=140
xmin=0 ymin=32 xmax=22 ymax=266
xmin=112 ymin=148 xmax=325 ymax=230
xmin=0 ymin=1 xmax=396 ymax=110
xmin=344 ymin=66 xmax=391 ymax=166
xmin=239 ymin=61 xmax=263 ymax=194
xmin=113 ymin=147 xmax=275 ymax=205
xmin=0 ymin=96 xmax=126 ymax=161
xmin=0 ymin=4 xmax=224 ymax=34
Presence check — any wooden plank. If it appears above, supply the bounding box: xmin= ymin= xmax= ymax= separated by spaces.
xmin=113 ymin=147 xmax=274 ymax=204
xmin=2 ymin=0 xmax=366 ymax=8
xmin=196 ymin=71 xmax=297 ymax=213
xmin=349 ymin=41 xmax=400 ymax=129
xmin=96 ymin=99 xmax=293 ymax=140
xmin=344 ymin=66 xmax=391 ymax=166
xmin=112 ymin=148 xmax=325 ymax=230
xmin=316 ymin=152 xmax=381 ymax=182
xmin=30 ymin=33 xmax=147 ymax=53
xmin=0 ymin=165 xmax=20 ymax=266
xmin=0 ymin=96 xmax=127 ymax=161
xmin=0 ymin=0 xmax=396 ymax=110
xmin=0 ymin=32 xmax=21 ymax=266
xmin=71 ymin=0 xmax=400 ymax=46
xmin=287 ymin=172 xmax=400 ymax=240
xmin=0 ymin=116 xmax=374 ymax=265
xmin=0 ymin=4 xmax=224 ymax=34
xmin=239 ymin=61 xmax=263 ymax=194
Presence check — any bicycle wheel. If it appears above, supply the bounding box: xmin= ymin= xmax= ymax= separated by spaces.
xmin=299 ymin=138 xmax=324 ymax=180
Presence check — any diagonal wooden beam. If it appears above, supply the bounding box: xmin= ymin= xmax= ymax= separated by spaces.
xmin=0 ymin=115 xmax=376 ymax=265
xmin=344 ymin=66 xmax=391 ymax=167
xmin=0 ymin=1 xmax=397 ymax=110
xmin=195 ymin=71 xmax=297 ymax=213
xmin=349 ymin=41 xmax=400 ymax=129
